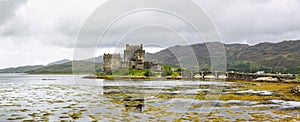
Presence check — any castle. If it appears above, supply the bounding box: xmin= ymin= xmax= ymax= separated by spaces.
xmin=103 ymin=44 xmax=161 ymax=73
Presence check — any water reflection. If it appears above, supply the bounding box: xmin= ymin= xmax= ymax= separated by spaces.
xmin=123 ymin=97 xmax=144 ymax=113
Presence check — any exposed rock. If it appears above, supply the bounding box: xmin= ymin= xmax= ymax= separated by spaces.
xmin=254 ymin=77 xmax=279 ymax=82
xmin=291 ymin=85 xmax=300 ymax=96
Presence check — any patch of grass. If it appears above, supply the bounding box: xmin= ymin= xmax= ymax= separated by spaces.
xmin=108 ymin=69 xmax=152 ymax=77
xmin=243 ymin=82 xmax=297 ymax=91
xmin=218 ymin=94 xmax=278 ymax=101
xmin=69 ymin=112 xmax=82 ymax=120
xmin=226 ymin=80 xmax=300 ymax=101
xmin=296 ymin=75 xmax=300 ymax=80
xmin=154 ymin=94 xmax=199 ymax=100
xmin=276 ymin=88 xmax=300 ymax=101
xmin=11 ymin=114 xmax=21 ymax=116
xmin=244 ymin=82 xmax=300 ymax=101
xmin=105 ymin=93 xmax=131 ymax=98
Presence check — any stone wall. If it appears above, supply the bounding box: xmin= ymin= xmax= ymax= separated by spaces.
xmin=103 ymin=53 xmax=122 ymax=73
xmin=103 ymin=44 xmax=161 ymax=72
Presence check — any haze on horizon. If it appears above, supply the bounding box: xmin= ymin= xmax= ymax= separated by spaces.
xmin=1 ymin=0 xmax=300 ymax=69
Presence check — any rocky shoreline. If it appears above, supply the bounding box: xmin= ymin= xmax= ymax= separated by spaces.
xmin=82 ymin=76 xmax=197 ymax=81
xmin=291 ymin=85 xmax=300 ymax=96
xmin=83 ymin=75 xmax=299 ymax=83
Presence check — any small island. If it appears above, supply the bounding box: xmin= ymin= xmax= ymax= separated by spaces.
xmin=85 ymin=44 xmax=183 ymax=80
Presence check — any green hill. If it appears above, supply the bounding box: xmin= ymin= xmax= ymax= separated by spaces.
xmin=1 ymin=40 xmax=299 ymax=74
xmin=146 ymin=40 xmax=300 ymax=74
xmin=0 ymin=60 xmax=102 ymax=74
xmin=26 ymin=61 xmax=103 ymax=74
xmin=46 ymin=59 xmax=71 ymax=66
xmin=0 ymin=65 xmax=44 ymax=73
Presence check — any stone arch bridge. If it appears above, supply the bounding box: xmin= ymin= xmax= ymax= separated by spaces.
xmin=183 ymin=71 xmax=296 ymax=81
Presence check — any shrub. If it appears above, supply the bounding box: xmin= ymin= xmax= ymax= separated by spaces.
xmin=144 ymin=70 xmax=154 ymax=77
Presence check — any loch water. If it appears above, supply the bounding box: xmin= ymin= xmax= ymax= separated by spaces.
xmin=0 ymin=74 xmax=299 ymax=121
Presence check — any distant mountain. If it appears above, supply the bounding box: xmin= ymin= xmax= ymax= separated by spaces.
xmin=146 ymin=40 xmax=300 ymax=74
xmin=46 ymin=59 xmax=71 ymax=66
xmin=84 ymin=56 xmax=103 ymax=63
xmin=0 ymin=40 xmax=299 ymax=74
xmin=0 ymin=65 xmax=44 ymax=73
xmin=26 ymin=61 xmax=103 ymax=74
xmin=0 ymin=60 xmax=103 ymax=74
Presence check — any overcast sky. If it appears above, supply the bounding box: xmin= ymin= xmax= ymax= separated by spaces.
xmin=1 ymin=0 xmax=300 ymax=68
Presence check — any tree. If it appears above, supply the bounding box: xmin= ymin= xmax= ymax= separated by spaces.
xmin=93 ymin=72 xmax=100 ymax=76
xmin=171 ymin=72 xmax=180 ymax=77
xmin=144 ymin=70 xmax=154 ymax=77
xmin=228 ymin=61 xmax=251 ymax=72
xmin=161 ymin=65 xmax=173 ymax=77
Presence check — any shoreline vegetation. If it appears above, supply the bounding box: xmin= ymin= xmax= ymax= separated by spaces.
xmin=83 ymin=66 xmax=299 ymax=82
xmin=83 ymin=75 xmax=299 ymax=83
xmin=2 ymin=71 xmax=298 ymax=82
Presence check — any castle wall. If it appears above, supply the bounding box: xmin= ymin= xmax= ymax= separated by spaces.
xmin=103 ymin=53 xmax=122 ymax=73
xmin=103 ymin=44 xmax=160 ymax=73
xmin=124 ymin=44 xmax=145 ymax=69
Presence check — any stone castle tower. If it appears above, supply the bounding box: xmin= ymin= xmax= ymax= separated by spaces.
xmin=103 ymin=53 xmax=122 ymax=73
xmin=124 ymin=44 xmax=145 ymax=69
xmin=103 ymin=44 xmax=161 ymax=73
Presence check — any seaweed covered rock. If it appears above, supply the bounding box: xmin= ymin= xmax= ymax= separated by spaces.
xmin=291 ymin=85 xmax=300 ymax=96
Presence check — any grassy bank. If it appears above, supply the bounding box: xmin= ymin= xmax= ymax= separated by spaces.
xmin=297 ymin=74 xmax=300 ymax=80
xmin=27 ymin=72 xmax=91 ymax=75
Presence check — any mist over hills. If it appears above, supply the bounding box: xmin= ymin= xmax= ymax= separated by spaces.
xmin=0 ymin=40 xmax=299 ymax=74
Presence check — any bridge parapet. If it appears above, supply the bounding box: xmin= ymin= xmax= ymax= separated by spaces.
xmin=227 ymin=72 xmax=296 ymax=81
xmin=183 ymin=71 xmax=296 ymax=81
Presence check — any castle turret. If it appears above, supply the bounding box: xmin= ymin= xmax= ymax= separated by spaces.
xmin=103 ymin=53 xmax=122 ymax=73
xmin=123 ymin=44 xmax=145 ymax=69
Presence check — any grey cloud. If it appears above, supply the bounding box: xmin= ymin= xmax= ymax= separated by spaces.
xmin=1 ymin=0 xmax=300 ymax=68
xmin=1 ymin=0 xmax=300 ymax=49
xmin=75 ymin=1 xmax=218 ymax=49
xmin=0 ymin=0 xmax=105 ymax=48
xmin=195 ymin=0 xmax=300 ymax=44
xmin=0 ymin=0 xmax=27 ymax=25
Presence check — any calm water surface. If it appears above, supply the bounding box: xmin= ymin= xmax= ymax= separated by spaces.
xmin=0 ymin=74 xmax=299 ymax=121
